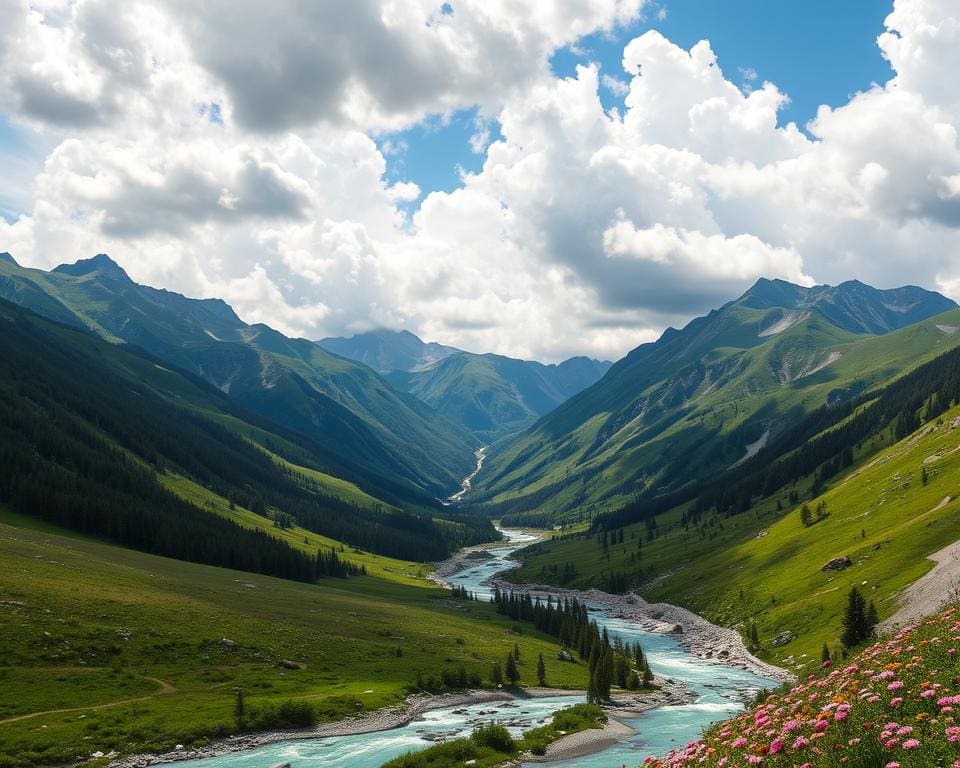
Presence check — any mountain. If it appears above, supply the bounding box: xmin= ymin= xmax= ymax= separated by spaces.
xmin=320 ymin=329 xmax=611 ymax=441
xmin=386 ymin=352 xmax=612 ymax=442
xmin=473 ymin=278 xmax=959 ymax=522
xmin=318 ymin=329 xmax=460 ymax=373
xmin=0 ymin=297 xmax=496 ymax=568
xmin=507 ymin=313 xmax=960 ymax=672
xmin=0 ymin=255 xmax=477 ymax=497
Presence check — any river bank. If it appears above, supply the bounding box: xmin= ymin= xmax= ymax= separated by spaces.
xmin=433 ymin=547 xmax=793 ymax=685
xmin=111 ymin=690 xmax=521 ymax=768
xmin=111 ymin=682 xmax=697 ymax=768
xmin=524 ymin=675 xmax=696 ymax=763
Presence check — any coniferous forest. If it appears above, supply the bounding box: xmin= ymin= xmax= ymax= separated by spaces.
xmin=0 ymin=299 xmax=494 ymax=577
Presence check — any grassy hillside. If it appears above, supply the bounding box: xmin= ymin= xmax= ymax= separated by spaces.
xmin=0 ymin=255 xmax=476 ymax=496
xmin=474 ymin=280 xmax=960 ymax=524
xmin=0 ymin=512 xmax=589 ymax=767
xmin=649 ymin=605 xmax=960 ymax=768
xmin=507 ymin=399 xmax=960 ymax=671
xmin=0 ymin=297 xmax=494 ymax=566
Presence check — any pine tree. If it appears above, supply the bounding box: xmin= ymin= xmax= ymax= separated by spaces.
xmin=536 ymin=653 xmax=546 ymax=686
xmin=749 ymin=622 xmax=760 ymax=650
xmin=233 ymin=688 xmax=246 ymax=729
xmin=841 ymin=587 xmax=869 ymax=648
xmin=513 ymin=642 xmax=520 ymax=660
xmin=505 ymin=653 xmax=520 ymax=687
xmin=642 ymin=665 xmax=654 ymax=688
xmin=821 ymin=643 xmax=831 ymax=663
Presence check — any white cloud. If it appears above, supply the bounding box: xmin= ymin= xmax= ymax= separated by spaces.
xmin=1 ymin=0 xmax=960 ymax=363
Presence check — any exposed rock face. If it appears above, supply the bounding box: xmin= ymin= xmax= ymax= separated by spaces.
xmin=822 ymin=557 xmax=852 ymax=572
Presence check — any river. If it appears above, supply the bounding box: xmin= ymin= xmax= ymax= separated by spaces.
xmin=160 ymin=529 xmax=776 ymax=768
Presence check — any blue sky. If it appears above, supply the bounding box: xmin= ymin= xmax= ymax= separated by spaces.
xmin=381 ymin=0 xmax=894 ymax=199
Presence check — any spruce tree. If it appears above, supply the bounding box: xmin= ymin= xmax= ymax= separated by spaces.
xmin=505 ymin=653 xmax=520 ymax=687
xmin=536 ymin=653 xmax=546 ymax=686
xmin=841 ymin=587 xmax=868 ymax=648
xmin=234 ymin=688 xmax=246 ymax=729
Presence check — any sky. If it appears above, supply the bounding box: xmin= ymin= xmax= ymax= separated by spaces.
xmin=0 ymin=0 xmax=958 ymax=362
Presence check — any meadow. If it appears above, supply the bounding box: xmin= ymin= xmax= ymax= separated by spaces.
xmin=646 ymin=605 xmax=960 ymax=767
xmin=0 ymin=510 xmax=589 ymax=767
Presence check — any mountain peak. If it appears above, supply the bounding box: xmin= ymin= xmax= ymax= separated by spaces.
xmin=53 ymin=253 xmax=131 ymax=282
xmin=317 ymin=329 xmax=461 ymax=373
xmin=738 ymin=277 xmax=808 ymax=309
xmin=0 ymin=252 xmax=17 ymax=266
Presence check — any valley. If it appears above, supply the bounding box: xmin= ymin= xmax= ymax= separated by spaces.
xmin=3 ymin=269 xmax=960 ymax=768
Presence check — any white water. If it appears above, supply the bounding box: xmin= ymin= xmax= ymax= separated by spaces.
xmin=159 ymin=529 xmax=777 ymax=768
xmin=446 ymin=446 xmax=487 ymax=504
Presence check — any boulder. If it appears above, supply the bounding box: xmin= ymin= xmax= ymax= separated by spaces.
xmin=821 ymin=557 xmax=852 ymax=572
xmin=771 ymin=631 xmax=795 ymax=647
xmin=558 ymin=649 xmax=574 ymax=662
xmin=278 ymin=659 xmax=302 ymax=670
xmin=670 ymin=624 xmax=684 ymax=634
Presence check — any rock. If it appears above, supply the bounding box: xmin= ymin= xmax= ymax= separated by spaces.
xmin=219 ymin=637 xmax=237 ymax=647
xmin=91 ymin=751 xmax=104 ymax=759
xmin=465 ymin=761 xmax=477 ymax=766
xmin=558 ymin=649 xmax=574 ymax=662
xmin=278 ymin=659 xmax=302 ymax=670
xmin=671 ymin=624 xmax=684 ymax=634
xmin=821 ymin=557 xmax=852 ymax=572
xmin=771 ymin=631 xmax=795 ymax=647
xmin=174 ymin=744 xmax=184 ymax=751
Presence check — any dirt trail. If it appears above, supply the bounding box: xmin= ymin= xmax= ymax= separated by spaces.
xmin=0 ymin=677 xmax=175 ymax=725
xmin=879 ymin=537 xmax=960 ymax=632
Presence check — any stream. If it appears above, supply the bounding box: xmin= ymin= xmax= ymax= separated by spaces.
xmin=160 ymin=529 xmax=776 ymax=768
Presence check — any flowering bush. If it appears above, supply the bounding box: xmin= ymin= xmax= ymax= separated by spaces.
xmin=643 ymin=607 xmax=960 ymax=767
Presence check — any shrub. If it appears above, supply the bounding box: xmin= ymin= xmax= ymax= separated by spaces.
xmin=471 ymin=721 xmax=516 ymax=753
xmin=245 ymin=699 xmax=316 ymax=730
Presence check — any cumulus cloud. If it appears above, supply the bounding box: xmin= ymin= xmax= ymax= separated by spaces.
xmin=1 ymin=0 xmax=960 ymax=362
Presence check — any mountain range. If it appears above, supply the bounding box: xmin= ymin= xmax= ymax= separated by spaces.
xmin=0 ymin=253 xmax=477 ymax=500
xmin=319 ymin=330 xmax=611 ymax=442
xmin=472 ymin=277 xmax=960 ymax=522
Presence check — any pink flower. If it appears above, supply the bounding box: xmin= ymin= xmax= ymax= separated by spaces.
xmin=902 ymin=738 xmax=920 ymax=749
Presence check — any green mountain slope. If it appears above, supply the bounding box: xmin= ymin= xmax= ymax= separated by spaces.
xmin=0 ymin=254 xmax=476 ymax=496
xmin=508 ymin=341 xmax=960 ymax=672
xmin=0 ymin=297 xmax=494 ymax=564
xmin=318 ymin=329 xmax=460 ymax=373
xmin=386 ymin=352 xmax=612 ymax=442
xmin=474 ymin=279 xmax=958 ymax=522
xmin=320 ymin=329 xmax=611 ymax=442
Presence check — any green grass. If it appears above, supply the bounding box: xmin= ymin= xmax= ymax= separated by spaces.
xmin=475 ymin=306 xmax=960 ymax=521
xmin=509 ymin=403 xmax=960 ymax=673
xmin=0 ymin=512 xmax=589 ymax=767
xmin=160 ymin=473 xmax=429 ymax=588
